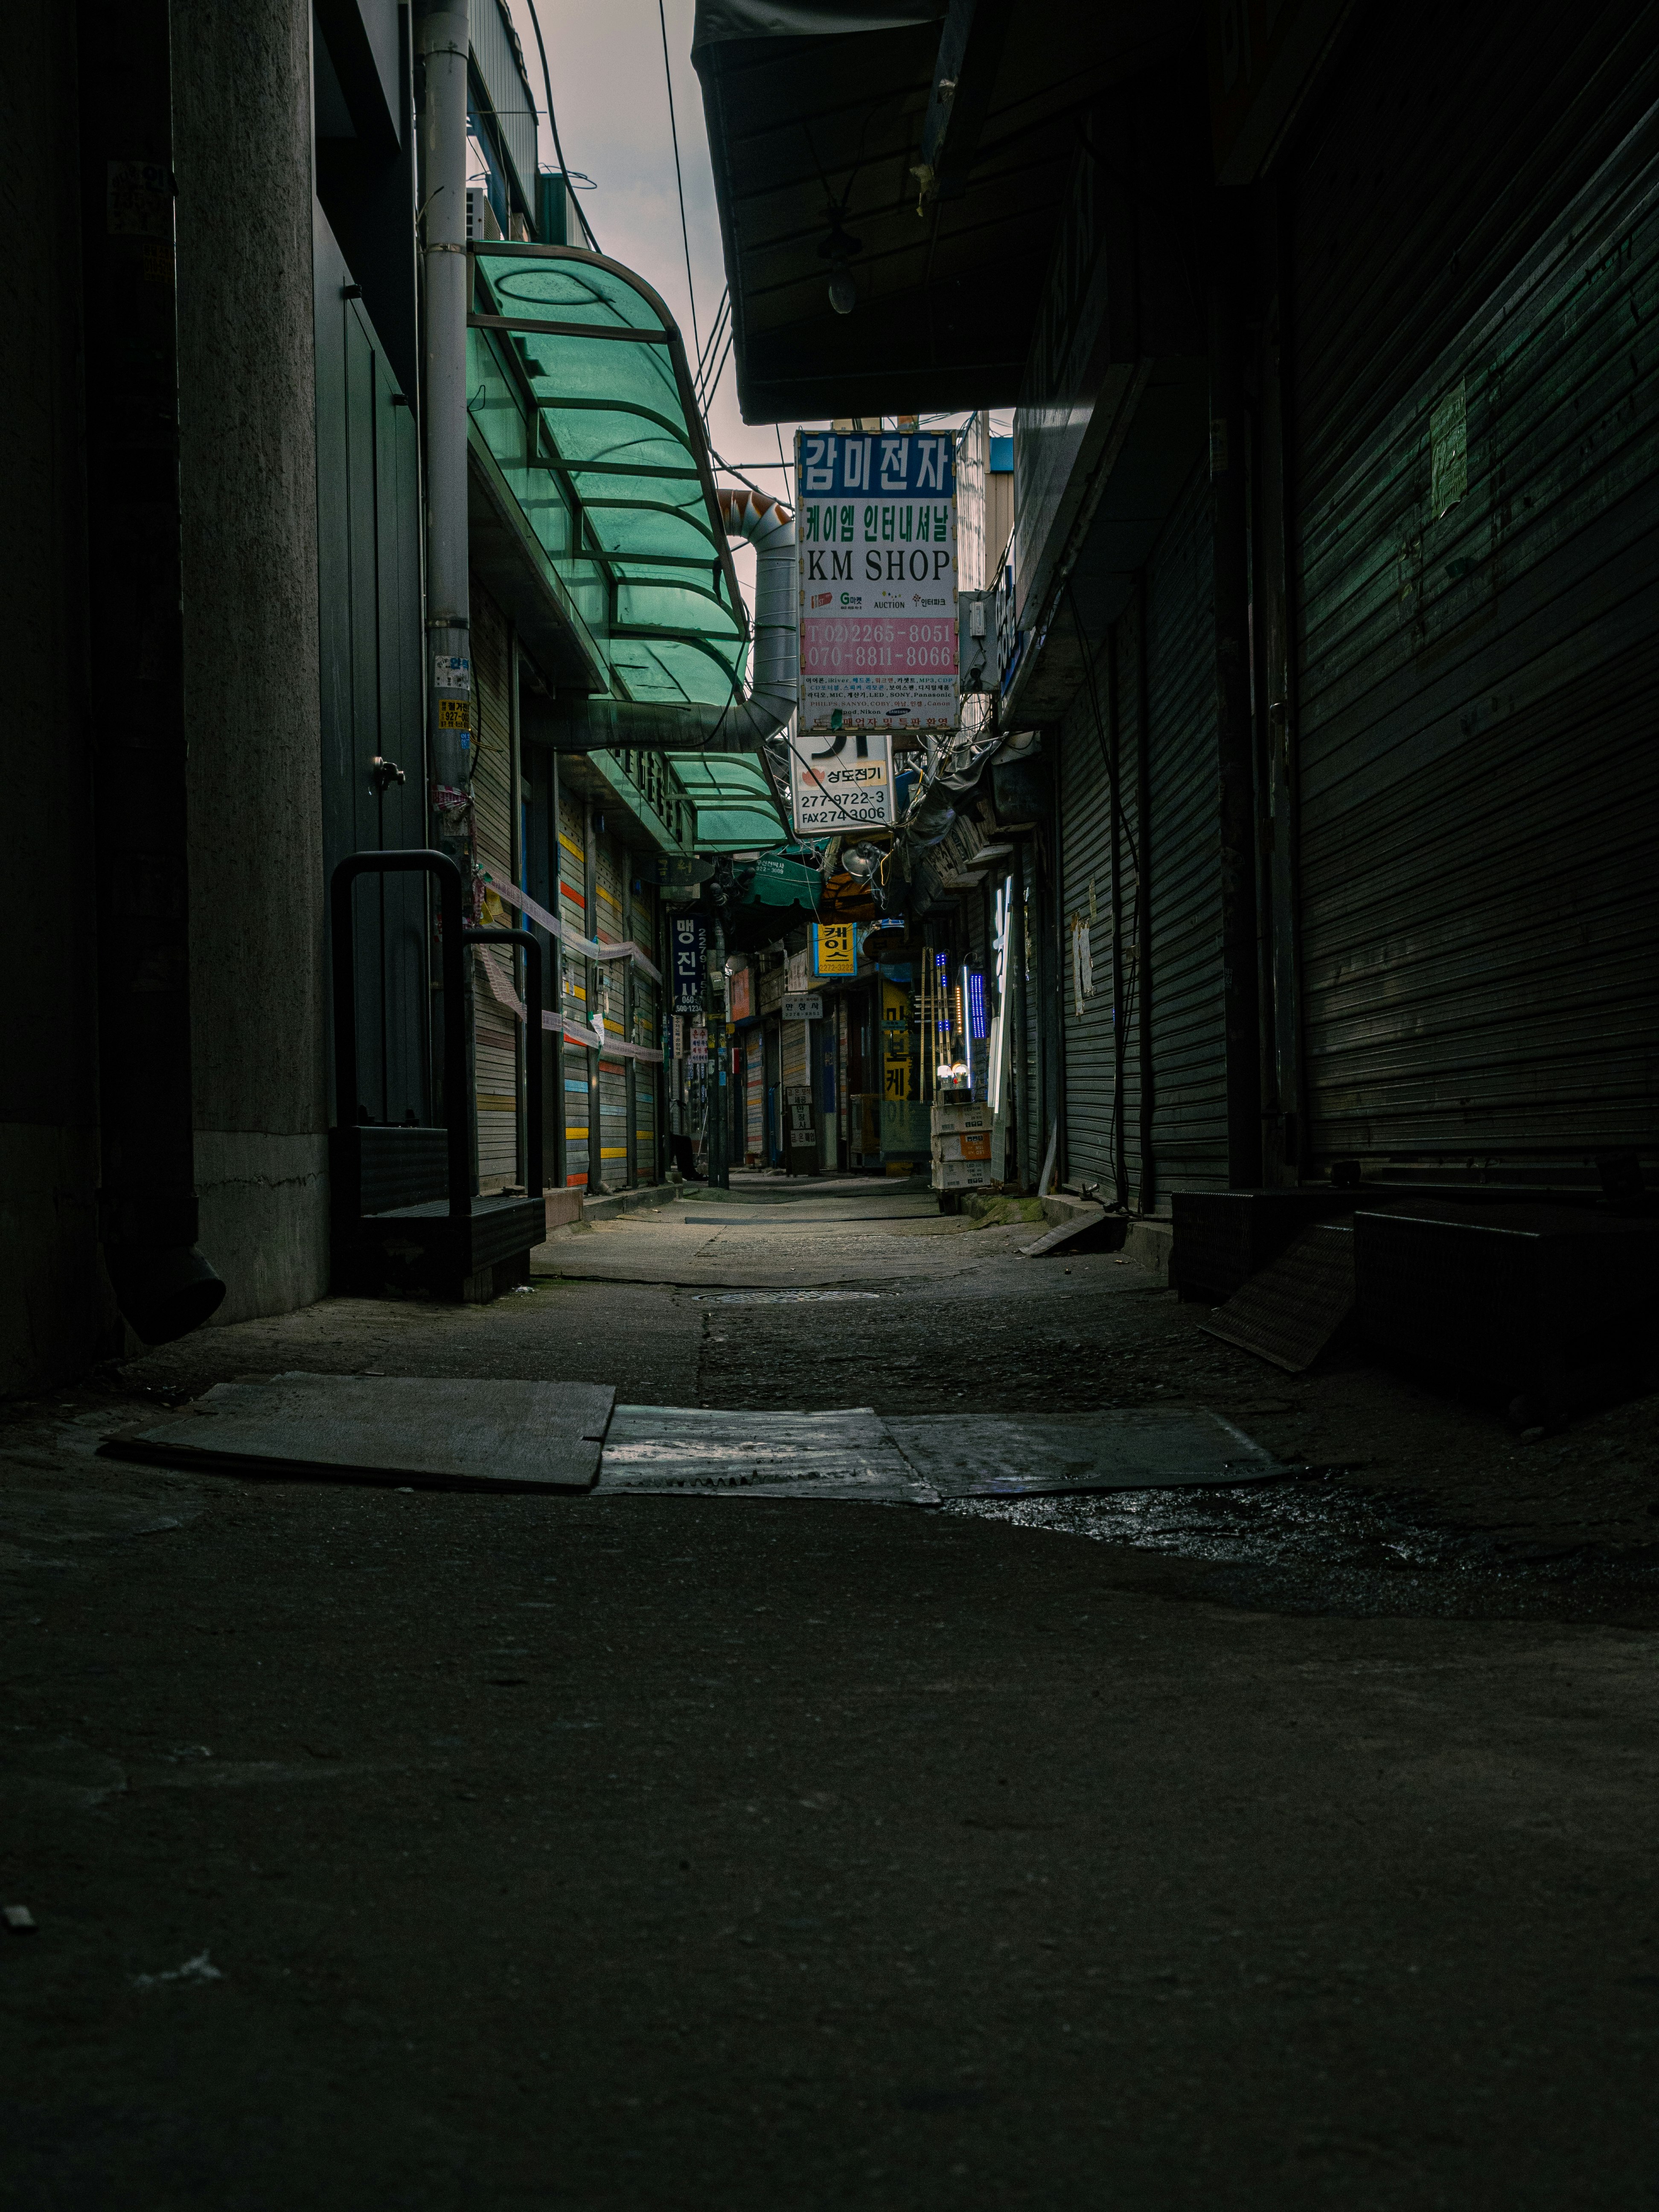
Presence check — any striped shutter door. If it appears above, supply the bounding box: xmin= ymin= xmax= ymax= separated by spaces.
xmin=557 ymin=785 xmax=589 ymax=1187
xmin=470 ymin=586 xmax=518 ymax=1190
xmin=593 ymin=832 xmax=628 ymax=1184
xmin=631 ymin=880 xmax=659 ymax=1182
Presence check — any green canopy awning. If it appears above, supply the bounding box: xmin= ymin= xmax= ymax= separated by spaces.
xmin=666 ymin=752 xmax=789 ymax=851
xmin=469 ymin=244 xmax=749 ymax=710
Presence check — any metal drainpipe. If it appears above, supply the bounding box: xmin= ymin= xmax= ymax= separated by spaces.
xmin=416 ymin=1 xmax=472 ymax=794
xmin=82 ymin=0 xmax=225 ymax=1344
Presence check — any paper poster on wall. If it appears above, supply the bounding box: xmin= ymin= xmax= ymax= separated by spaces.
xmin=795 ymin=428 xmax=958 ymax=735
xmin=788 ymin=729 xmax=894 ymax=834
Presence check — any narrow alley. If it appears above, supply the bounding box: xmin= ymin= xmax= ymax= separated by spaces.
xmin=6 ymin=0 xmax=1659 ymax=2202
xmin=6 ymin=1180 xmax=1659 ymax=2206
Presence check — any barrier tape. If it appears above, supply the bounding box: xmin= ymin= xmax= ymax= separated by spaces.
xmin=486 ymin=878 xmax=663 ymax=982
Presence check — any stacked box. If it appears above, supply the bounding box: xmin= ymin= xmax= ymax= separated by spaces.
xmin=931 ymin=1102 xmax=993 ymax=1135
xmin=931 ymin=1103 xmax=997 ymax=1190
xmin=933 ymin=1157 xmax=996 ymax=1190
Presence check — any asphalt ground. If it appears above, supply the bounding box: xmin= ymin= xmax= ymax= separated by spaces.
xmin=3 ymin=1176 xmax=1658 ymax=2208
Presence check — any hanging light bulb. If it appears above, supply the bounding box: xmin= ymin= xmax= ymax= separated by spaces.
xmin=819 ymin=221 xmax=863 ymax=317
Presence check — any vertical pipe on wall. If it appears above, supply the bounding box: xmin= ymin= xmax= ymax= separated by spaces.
xmin=81 ymin=0 xmax=225 ymax=1343
xmin=1210 ymin=203 xmax=1264 ymax=1191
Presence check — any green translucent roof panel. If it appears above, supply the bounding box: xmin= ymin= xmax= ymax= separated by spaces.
xmin=469 ymin=244 xmax=749 ymax=708
xmin=666 ymin=752 xmax=789 ymax=851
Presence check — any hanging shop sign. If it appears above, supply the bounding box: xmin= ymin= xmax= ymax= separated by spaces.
xmin=881 ymin=978 xmax=913 ymax=1101
xmin=670 ymin=913 xmax=707 ymax=1014
xmin=795 ymin=429 xmax=958 ymax=735
xmin=729 ymin=965 xmax=754 ymax=1022
xmin=782 ymin=994 xmax=824 ymax=1022
xmin=813 ymin=921 xmax=857 ymax=976
xmin=788 ymin=729 xmax=895 ymax=835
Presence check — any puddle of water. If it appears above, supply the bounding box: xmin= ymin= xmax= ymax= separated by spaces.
xmin=690 ymin=1291 xmax=882 ymax=1305
xmin=946 ymin=1476 xmax=1659 ymax=1621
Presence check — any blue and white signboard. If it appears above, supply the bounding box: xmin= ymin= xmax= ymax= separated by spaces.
xmin=795 ymin=429 xmax=958 ymax=736
xmin=670 ymin=912 xmax=707 ymax=1014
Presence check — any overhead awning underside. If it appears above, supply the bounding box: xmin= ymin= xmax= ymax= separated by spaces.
xmin=469 ymin=244 xmax=749 ymax=709
xmin=691 ymin=0 xmax=1199 ymax=422
xmin=668 ymin=751 xmax=790 ymax=850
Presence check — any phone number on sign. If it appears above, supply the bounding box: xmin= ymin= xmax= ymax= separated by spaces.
xmin=803 ymin=620 xmax=954 ymax=645
xmin=804 ymin=641 xmax=956 ymax=672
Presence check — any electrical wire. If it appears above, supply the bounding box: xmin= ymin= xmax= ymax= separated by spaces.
xmin=658 ymin=0 xmax=701 ymax=369
xmin=525 ymin=0 xmax=600 ymax=252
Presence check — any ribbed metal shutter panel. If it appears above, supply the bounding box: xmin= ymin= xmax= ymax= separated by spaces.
xmin=556 ymin=784 xmax=589 ymax=1190
xmin=632 ymin=881 xmax=659 ymax=1182
xmin=1143 ymin=461 xmax=1227 ymax=1194
xmin=1057 ymin=694 xmax=1115 ymax=1185
xmin=592 ymin=832 xmax=628 ymax=1185
xmin=470 ymin=587 xmax=518 ymax=1190
xmin=1292 ymin=0 xmax=1659 ymax=1171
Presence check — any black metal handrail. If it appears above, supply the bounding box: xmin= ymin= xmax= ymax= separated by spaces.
xmin=330 ymin=850 xmax=469 ymax=1220
xmin=462 ymin=926 xmax=544 ymax=1200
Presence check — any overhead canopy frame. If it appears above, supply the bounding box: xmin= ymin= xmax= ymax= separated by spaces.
xmin=468 ymin=243 xmax=751 ymax=712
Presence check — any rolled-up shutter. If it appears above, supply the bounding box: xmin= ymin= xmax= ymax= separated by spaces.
xmin=1291 ymin=0 xmax=1659 ymax=1174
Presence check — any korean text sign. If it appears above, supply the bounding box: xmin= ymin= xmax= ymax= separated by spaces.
xmin=789 ymin=729 xmax=893 ymax=833
xmin=670 ymin=913 xmax=706 ymax=1014
xmin=795 ymin=430 xmax=958 ymax=734
xmin=813 ymin=922 xmax=856 ymax=976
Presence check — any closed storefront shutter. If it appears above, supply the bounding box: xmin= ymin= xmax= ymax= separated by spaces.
xmin=593 ymin=831 xmax=627 ymax=1185
xmin=1057 ymin=688 xmax=1115 ymax=1189
xmin=557 ymin=785 xmax=589 ymax=1188
xmin=1291 ymin=0 xmax=1659 ymax=1176
xmin=471 ymin=585 xmax=518 ymax=1191
xmin=1142 ymin=461 xmax=1227 ymax=1196
xmin=632 ymin=879 xmax=660 ymax=1183
xmin=745 ymin=1033 xmax=764 ymax=1162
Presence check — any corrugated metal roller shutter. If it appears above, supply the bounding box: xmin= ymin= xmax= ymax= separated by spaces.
xmin=632 ymin=881 xmax=659 ymax=1182
xmin=557 ymin=785 xmax=589 ymax=1189
xmin=1143 ymin=461 xmax=1228 ymax=1196
xmin=1292 ymin=0 xmax=1659 ymax=1173
xmin=471 ymin=585 xmax=518 ymax=1191
xmin=1057 ymin=687 xmax=1115 ymax=1187
xmin=594 ymin=832 xmax=628 ymax=1186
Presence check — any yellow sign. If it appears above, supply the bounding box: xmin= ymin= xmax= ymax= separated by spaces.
xmin=881 ymin=980 xmax=911 ymax=1100
xmin=813 ymin=922 xmax=856 ymax=976
xmin=437 ymin=698 xmax=471 ymax=728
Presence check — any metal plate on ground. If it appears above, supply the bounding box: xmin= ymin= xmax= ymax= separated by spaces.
xmin=99 ymin=1374 xmax=615 ymax=1492
xmin=597 ymin=1406 xmax=938 ymax=1502
xmin=1200 ymin=1222 xmax=1355 ymax=1373
xmin=883 ymin=1409 xmax=1283 ymax=1496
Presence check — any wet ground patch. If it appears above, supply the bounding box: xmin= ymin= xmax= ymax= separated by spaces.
xmin=948 ymin=1472 xmax=1659 ymax=1624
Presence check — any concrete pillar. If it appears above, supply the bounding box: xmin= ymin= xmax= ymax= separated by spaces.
xmin=172 ymin=0 xmax=329 ymax=1320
